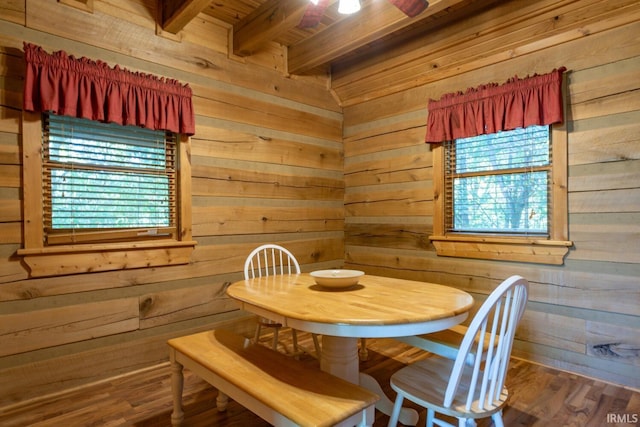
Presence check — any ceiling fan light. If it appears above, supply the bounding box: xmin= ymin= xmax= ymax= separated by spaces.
xmin=338 ymin=0 xmax=361 ymax=14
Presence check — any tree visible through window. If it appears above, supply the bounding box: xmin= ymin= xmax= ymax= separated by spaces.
xmin=445 ymin=125 xmax=550 ymax=236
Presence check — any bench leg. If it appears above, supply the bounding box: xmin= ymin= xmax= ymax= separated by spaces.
xmin=170 ymin=357 xmax=184 ymax=427
xmin=216 ymin=391 xmax=229 ymax=411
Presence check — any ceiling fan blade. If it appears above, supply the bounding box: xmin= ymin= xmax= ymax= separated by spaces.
xmin=388 ymin=0 xmax=429 ymax=17
xmin=298 ymin=0 xmax=331 ymax=29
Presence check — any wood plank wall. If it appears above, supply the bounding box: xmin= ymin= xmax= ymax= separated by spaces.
xmin=341 ymin=0 xmax=640 ymax=389
xmin=0 ymin=0 xmax=345 ymax=407
xmin=0 ymin=0 xmax=638 ymax=409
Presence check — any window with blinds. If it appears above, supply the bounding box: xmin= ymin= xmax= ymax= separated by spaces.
xmin=444 ymin=125 xmax=551 ymax=236
xmin=43 ymin=113 xmax=177 ymax=244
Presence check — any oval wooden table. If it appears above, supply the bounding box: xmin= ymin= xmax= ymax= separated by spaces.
xmin=227 ymin=273 xmax=474 ymax=426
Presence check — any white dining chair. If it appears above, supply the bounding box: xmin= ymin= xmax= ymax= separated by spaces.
xmin=244 ymin=244 xmax=321 ymax=357
xmin=388 ymin=275 xmax=529 ymax=427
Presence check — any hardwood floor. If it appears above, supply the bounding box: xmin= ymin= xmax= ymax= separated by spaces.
xmin=1 ymin=331 xmax=638 ymax=427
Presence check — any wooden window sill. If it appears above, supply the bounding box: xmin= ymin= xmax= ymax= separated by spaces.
xmin=17 ymin=240 xmax=197 ymax=277
xmin=430 ymin=235 xmax=573 ymax=265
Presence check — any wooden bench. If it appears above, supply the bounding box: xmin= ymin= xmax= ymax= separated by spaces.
xmin=168 ymin=329 xmax=379 ymax=427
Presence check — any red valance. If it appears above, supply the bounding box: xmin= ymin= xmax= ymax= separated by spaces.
xmin=23 ymin=42 xmax=195 ymax=135
xmin=425 ymin=67 xmax=566 ymax=143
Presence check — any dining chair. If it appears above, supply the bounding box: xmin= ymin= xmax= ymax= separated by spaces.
xmin=388 ymin=275 xmax=529 ymax=427
xmin=244 ymin=244 xmax=321 ymax=357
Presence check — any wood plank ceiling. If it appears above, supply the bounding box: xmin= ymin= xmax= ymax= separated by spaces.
xmin=159 ymin=0 xmax=487 ymax=76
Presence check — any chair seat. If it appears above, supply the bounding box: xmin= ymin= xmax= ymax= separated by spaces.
xmin=388 ymin=275 xmax=528 ymax=427
xmin=390 ymin=356 xmax=509 ymax=420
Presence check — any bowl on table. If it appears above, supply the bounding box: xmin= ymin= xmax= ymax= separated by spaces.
xmin=310 ymin=269 xmax=365 ymax=289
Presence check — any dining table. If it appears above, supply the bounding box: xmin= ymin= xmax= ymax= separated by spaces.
xmin=227 ymin=272 xmax=474 ymax=426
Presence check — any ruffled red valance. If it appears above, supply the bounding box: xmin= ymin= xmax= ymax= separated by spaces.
xmin=425 ymin=67 xmax=566 ymax=143
xmin=23 ymin=42 xmax=195 ymax=135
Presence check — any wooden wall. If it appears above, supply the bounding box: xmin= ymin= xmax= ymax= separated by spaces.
xmin=0 ymin=0 xmax=638 ymax=410
xmin=341 ymin=0 xmax=640 ymax=389
xmin=0 ymin=0 xmax=345 ymax=407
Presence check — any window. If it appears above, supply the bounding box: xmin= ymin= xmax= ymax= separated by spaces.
xmin=19 ymin=111 xmax=196 ymax=277
xmin=445 ymin=125 xmax=550 ymax=235
xmin=430 ymin=122 xmax=571 ymax=265
xmin=427 ymin=68 xmax=572 ymax=265
xmin=20 ymin=43 xmax=195 ymax=277
xmin=43 ymin=113 xmax=177 ymax=245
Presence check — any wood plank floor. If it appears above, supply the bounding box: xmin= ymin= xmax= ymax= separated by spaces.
xmin=1 ymin=331 xmax=639 ymax=427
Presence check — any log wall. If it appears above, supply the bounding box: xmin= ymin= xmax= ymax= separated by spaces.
xmin=0 ymin=0 xmax=344 ymax=407
xmin=0 ymin=0 xmax=638 ymax=409
xmin=341 ymin=0 xmax=640 ymax=388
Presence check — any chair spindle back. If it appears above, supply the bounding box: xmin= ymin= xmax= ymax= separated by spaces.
xmin=444 ymin=275 xmax=529 ymax=412
xmin=244 ymin=244 xmax=301 ymax=279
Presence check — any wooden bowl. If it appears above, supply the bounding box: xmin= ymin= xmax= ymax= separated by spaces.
xmin=310 ymin=269 xmax=365 ymax=289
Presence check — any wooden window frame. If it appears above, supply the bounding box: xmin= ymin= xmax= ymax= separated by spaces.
xmin=18 ymin=111 xmax=196 ymax=277
xmin=430 ymin=84 xmax=572 ymax=265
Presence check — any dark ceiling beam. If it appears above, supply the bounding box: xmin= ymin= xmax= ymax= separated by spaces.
xmin=160 ymin=0 xmax=212 ymax=34
xmin=287 ymin=0 xmax=469 ymax=74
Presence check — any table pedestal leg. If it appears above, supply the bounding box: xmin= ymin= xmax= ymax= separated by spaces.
xmin=321 ymin=336 xmax=374 ymax=426
xmin=359 ymin=372 xmax=419 ymax=426
xmin=320 ymin=335 xmax=360 ymax=384
xmin=321 ymin=336 xmax=419 ymax=426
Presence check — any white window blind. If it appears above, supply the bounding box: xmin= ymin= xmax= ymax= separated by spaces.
xmin=42 ymin=113 xmax=177 ymax=244
xmin=444 ymin=125 xmax=551 ymax=235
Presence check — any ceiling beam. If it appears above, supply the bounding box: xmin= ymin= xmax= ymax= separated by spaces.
xmin=160 ymin=0 xmax=212 ymax=34
xmin=233 ymin=0 xmax=312 ymax=57
xmin=287 ymin=0 xmax=470 ymax=74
